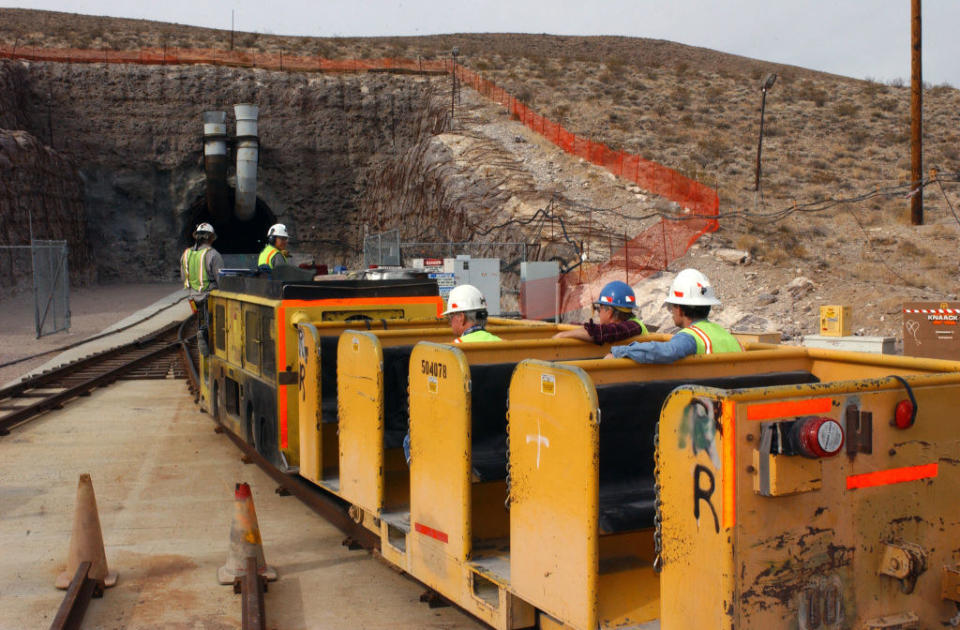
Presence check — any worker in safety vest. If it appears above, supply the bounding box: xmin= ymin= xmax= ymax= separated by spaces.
xmin=258 ymin=223 xmax=290 ymax=270
xmin=180 ymin=222 xmax=224 ymax=296
xmin=553 ymin=280 xmax=648 ymax=344
xmin=605 ymin=268 xmax=742 ymax=363
xmin=180 ymin=222 xmax=223 ymax=356
xmin=403 ymin=284 xmax=501 ymax=464
xmin=444 ymin=284 xmax=502 ymax=344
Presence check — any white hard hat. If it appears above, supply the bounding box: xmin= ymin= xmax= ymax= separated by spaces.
xmin=267 ymin=223 xmax=289 ymax=239
xmin=193 ymin=222 xmax=216 ymax=240
xmin=664 ymin=268 xmax=721 ymax=306
xmin=442 ymin=284 xmax=487 ymax=316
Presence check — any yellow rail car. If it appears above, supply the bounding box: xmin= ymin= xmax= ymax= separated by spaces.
xmin=203 ymin=274 xmax=444 ymax=467
xmin=507 ymin=348 xmax=960 ymax=629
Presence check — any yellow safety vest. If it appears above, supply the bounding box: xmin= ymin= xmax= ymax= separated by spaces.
xmin=182 ymin=247 xmax=210 ymax=292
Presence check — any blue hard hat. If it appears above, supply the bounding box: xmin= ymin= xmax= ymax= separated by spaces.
xmin=595 ymin=281 xmax=637 ymax=310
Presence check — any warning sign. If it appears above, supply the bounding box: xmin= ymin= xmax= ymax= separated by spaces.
xmin=903 ymin=302 xmax=960 ymax=360
xmin=429 ymin=272 xmax=456 ymax=305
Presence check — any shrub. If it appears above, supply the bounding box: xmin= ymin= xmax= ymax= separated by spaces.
xmin=835 ymin=102 xmax=859 ymax=117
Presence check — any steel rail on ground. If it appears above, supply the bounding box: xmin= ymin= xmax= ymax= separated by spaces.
xmin=0 ymin=318 xmax=195 ymax=435
xmin=49 ymin=561 xmax=99 ymax=630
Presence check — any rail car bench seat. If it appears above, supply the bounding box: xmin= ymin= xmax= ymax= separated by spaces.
xmin=594 ymin=370 xmax=819 ymax=533
xmin=296 ymin=322 xmax=567 ymax=494
xmin=506 ymin=350 xmax=818 ymax=630
xmin=403 ymin=339 xmax=658 ymax=630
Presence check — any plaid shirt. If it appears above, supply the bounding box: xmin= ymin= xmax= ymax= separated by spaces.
xmin=582 ymin=318 xmax=645 ymax=345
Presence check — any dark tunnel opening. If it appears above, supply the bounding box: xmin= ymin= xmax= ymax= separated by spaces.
xmin=180 ymin=187 xmax=276 ymax=256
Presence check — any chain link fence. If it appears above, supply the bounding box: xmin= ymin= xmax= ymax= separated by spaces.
xmin=0 ymin=241 xmax=70 ymax=337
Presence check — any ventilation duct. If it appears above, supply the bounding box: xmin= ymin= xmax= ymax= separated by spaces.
xmin=233 ymin=103 xmax=259 ymax=222
xmin=202 ymin=111 xmax=230 ymax=223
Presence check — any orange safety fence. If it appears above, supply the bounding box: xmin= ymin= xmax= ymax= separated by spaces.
xmin=0 ymin=44 xmax=450 ymax=73
xmin=454 ymin=65 xmax=718 ymax=317
xmin=0 ymin=45 xmax=718 ymax=317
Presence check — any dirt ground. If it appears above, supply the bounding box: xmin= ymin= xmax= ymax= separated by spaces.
xmin=0 ymin=283 xmax=183 ymax=385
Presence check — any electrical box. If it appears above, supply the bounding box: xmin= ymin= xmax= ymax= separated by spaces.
xmin=453 ymin=256 xmax=501 ymax=316
xmin=520 ymin=261 xmax=560 ymax=322
xmin=819 ymin=305 xmax=851 ymax=337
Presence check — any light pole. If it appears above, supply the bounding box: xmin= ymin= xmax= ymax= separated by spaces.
xmin=754 ymin=72 xmax=777 ymax=194
xmin=451 ymin=47 xmax=459 ymax=123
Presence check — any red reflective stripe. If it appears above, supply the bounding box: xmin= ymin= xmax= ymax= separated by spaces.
xmin=846 ymin=463 xmax=938 ymax=490
xmin=414 ymin=522 xmax=448 ymax=543
xmin=746 ymin=397 xmax=832 ymax=421
xmin=687 ymin=325 xmax=712 ymax=353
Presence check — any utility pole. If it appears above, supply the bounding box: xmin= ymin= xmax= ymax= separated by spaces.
xmin=754 ymin=73 xmax=777 ymax=194
xmin=230 ymin=9 xmax=235 ymax=51
xmin=451 ymin=47 xmax=459 ymax=125
xmin=910 ymin=0 xmax=923 ymax=225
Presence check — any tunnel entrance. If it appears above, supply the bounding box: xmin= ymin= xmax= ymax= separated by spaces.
xmin=180 ymin=188 xmax=276 ymax=255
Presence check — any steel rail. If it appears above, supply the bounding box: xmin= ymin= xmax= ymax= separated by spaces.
xmin=177 ymin=315 xmax=200 ymax=401
xmin=236 ymin=556 xmax=267 ymax=630
xmin=49 ymin=561 xmax=99 ymax=630
xmin=0 ymin=336 xmax=192 ymax=435
xmin=0 ymin=319 xmax=184 ymax=399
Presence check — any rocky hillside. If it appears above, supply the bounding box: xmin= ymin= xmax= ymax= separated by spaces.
xmin=1 ymin=8 xmax=957 ymax=342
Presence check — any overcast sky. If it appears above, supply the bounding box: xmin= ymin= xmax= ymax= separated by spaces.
xmin=12 ymin=1 xmax=960 ymax=87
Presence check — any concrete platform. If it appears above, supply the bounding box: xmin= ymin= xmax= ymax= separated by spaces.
xmin=0 ymin=379 xmax=483 ymax=629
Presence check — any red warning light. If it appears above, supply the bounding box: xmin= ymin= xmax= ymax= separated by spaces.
xmin=894 ymin=400 xmax=915 ymax=429
xmin=798 ymin=417 xmax=845 ymax=458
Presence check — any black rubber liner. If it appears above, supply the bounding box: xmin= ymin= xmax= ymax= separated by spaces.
xmin=219 ymin=274 xmax=439 ymax=300
xmin=468 ymin=363 xmax=515 ymax=481
xmin=596 ymin=370 xmax=820 ymax=533
xmin=319 ymin=336 xmax=340 ymax=424
xmin=383 ymin=346 xmax=416 ymax=448
xmin=379 ymin=349 xmax=516 ymax=475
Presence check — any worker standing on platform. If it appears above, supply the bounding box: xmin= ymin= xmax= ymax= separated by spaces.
xmin=553 ymin=280 xmax=648 ymax=344
xmin=605 ymin=269 xmax=742 ymax=363
xmin=258 ymin=223 xmax=290 ymax=270
xmin=444 ymin=284 xmax=502 ymax=344
xmin=180 ymin=222 xmax=223 ymax=355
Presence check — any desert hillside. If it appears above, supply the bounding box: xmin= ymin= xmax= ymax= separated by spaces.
xmin=1 ymin=8 xmax=958 ymax=343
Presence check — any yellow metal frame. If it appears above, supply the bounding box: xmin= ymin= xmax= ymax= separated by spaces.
xmin=303 ymin=323 xmax=570 ymax=499
xmin=506 ymin=347 xmax=960 ymax=629
xmin=658 ymin=362 xmax=960 ymax=629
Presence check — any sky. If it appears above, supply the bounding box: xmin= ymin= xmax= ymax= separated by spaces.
xmin=12 ymin=1 xmax=960 ymax=87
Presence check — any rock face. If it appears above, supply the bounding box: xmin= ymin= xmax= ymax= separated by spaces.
xmin=0 ymin=61 xmax=92 ymax=293
xmin=12 ymin=60 xmax=445 ymax=281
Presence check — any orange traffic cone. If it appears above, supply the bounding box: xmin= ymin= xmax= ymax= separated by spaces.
xmin=218 ymin=482 xmax=277 ymax=584
xmin=55 ymin=473 xmax=118 ymax=589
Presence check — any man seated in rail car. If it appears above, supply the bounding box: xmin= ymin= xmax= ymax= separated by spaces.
xmin=180 ymin=222 xmax=224 ymax=355
xmin=605 ymin=268 xmax=742 ymax=363
xmin=402 ymin=284 xmax=501 ymax=463
xmin=257 ymin=223 xmax=291 ymax=270
xmin=553 ymin=280 xmax=649 ymax=344
xmin=444 ymin=284 xmax=502 ymax=344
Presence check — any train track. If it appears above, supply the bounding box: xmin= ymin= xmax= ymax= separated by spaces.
xmin=0 ymin=316 xmax=197 ymax=435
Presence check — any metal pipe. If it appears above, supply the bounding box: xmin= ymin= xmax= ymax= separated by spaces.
xmin=202 ymin=111 xmax=230 ymax=223
xmin=234 ymin=104 xmax=259 ymax=222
